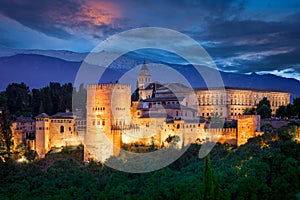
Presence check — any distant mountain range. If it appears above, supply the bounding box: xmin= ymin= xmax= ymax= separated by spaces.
xmin=0 ymin=50 xmax=299 ymax=99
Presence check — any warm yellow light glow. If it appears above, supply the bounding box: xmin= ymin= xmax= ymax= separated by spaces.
xmin=17 ymin=157 xmax=28 ymax=163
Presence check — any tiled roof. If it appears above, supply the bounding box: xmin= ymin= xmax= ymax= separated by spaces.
xmin=157 ymin=83 xmax=192 ymax=93
xmin=143 ymin=82 xmax=163 ymax=90
xmin=50 ymin=112 xmax=74 ymax=119
xmin=35 ymin=113 xmax=49 ymax=118
xmin=139 ymin=113 xmax=173 ymax=119
xmin=183 ymin=118 xmax=207 ymax=123
xmin=35 ymin=112 xmax=74 ymax=119
xmin=142 ymin=96 xmax=184 ymax=102
xmin=163 ymin=104 xmax=197 ymax=110
xmin=14 ymin=117 xmax=35 ymax=123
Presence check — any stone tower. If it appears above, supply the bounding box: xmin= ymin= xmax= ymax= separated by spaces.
xmin=86 ymin=83 xmax=131 ymax=162
xmin=35 ymin=113 xmax=50 ymax=158
xmin=237 ymin=115 xmax=261 ymax=146
xmin=137 ymin=61 xmax=151 ymax=89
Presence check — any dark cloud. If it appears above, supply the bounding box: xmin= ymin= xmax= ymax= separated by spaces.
xmin=188 ymin=11 xmax=300 ymax=76
xmin=116 ymin=0 xmax=247 ymax=30
xmin=0 ymin=0 xmax=299 ymax=79
xmin=0 ymin=0 xmax=82 ymax=39
xmin=0 ymin=0 xmax=127 ymax=40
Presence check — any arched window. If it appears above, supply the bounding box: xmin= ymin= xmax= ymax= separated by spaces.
xmin=60 ymin=125 xmax=64 ymax=133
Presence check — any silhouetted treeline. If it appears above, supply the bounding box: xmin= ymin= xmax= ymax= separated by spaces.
xmin=0 ymin=82 xmax=86 ymax=118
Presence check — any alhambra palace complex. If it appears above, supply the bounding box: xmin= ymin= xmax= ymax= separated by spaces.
xmin=11 ymin=63 xmax=290 ymax=162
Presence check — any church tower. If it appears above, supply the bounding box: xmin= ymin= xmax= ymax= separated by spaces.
xmin=137 ymin=61 xmax=151 ymax=89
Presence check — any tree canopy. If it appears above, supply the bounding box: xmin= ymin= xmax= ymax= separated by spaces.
xmin=257 ymin=97 xmax=272 ymax=119
xmin=0 ymin=82 xmax=85 ymax=118
xmin=0 ymin=126 xmax=299 ymax=199
xmin=275 ymin=98 xmax=300 ymax=119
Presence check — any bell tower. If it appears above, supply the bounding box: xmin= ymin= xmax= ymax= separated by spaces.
xmin=137 ymin=61 xmax=151 ymax=89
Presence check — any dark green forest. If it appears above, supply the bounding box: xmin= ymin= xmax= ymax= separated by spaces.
xmin=0 ymin=129 xmax=299 ymax=200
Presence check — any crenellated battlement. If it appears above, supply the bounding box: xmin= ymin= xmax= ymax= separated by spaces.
xmin=204 ymin=128 xmax=236 ymax=132
xmin=237 ymin=115 xmax=257 ymax=119
xmin=88 ymin=83 xmax=131 ymax=90
xmin=203 ymin=128 xmax=237 ymax=135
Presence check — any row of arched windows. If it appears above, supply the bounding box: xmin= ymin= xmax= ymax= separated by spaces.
xmin=93 ymin=107 xmax=105 ymax=111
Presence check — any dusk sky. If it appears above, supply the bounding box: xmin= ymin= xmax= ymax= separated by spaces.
xmin=0 ymin=0 xmax=300 ymax=80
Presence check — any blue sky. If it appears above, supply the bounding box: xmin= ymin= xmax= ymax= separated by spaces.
xmin=0 ymin=0 xmax=299 ymax=80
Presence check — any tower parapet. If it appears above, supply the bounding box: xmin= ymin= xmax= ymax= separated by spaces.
xmin=88 ymin=83 xmax=131 ymax=90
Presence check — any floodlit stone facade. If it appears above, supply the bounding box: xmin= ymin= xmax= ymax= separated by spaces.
xmin=11 ymin=117 xmax=36 ymax=151
xmin=35 ymin=112 xmax=81 ymax=158
xmin=84 ymin=63 xmax=290 ymax=162
xmin=86 ymin=83 xmax=131 ymax=161
xmin=25 ymin=63 xmax=291 ymax=161
xmin=195 ymin=87 xmax=290 ymax=118
xmin=237 ymin=115 xmax=263 ymax=146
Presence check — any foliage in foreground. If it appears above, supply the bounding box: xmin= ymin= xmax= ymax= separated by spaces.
xmin=0 ymin=133 xmax=299 ymax=200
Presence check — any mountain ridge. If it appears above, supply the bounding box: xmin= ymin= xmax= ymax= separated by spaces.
xmin=0 ymin=53 xmax=299 ymax=99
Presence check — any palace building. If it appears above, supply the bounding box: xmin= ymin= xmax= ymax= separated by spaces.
xmin=84 ymin=63 xmax=290 ymax=162
xmin=11 ymin=63 xmax=290 ymax=161
xmin=138 ymin=64 xmax=290 ymax=119
xmin=195 ymin=87 xmax=290 ymax=118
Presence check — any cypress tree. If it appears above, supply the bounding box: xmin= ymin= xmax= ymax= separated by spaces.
xmin=203 ymin=153 xmax=214 ymax=200
xmin=0 ymin=109 xmax=13 ymax=161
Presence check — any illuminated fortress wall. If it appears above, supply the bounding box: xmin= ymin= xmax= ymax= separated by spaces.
xmin=34 ymin=113 xmax=81 ymax=158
